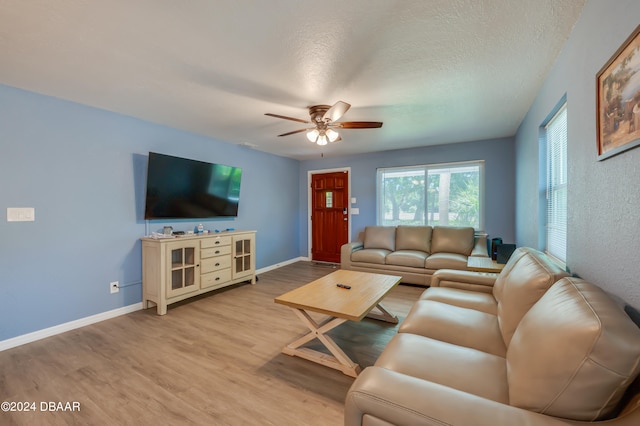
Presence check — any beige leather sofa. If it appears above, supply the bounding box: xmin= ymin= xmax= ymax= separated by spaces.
xmin=341 ymin=225 xmax=488 ymax=286
xmin=345 ymin=247 xmax=640 ymax=425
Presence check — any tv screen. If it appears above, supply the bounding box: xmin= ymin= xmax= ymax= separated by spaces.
xmin=144 ymin=152 xmax=242 ymax=219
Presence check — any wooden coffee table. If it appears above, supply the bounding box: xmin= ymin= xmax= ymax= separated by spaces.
xmin=274 ymin=269 xmax=402 ymax=377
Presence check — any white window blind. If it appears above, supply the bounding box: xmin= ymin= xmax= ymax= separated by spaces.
xmin=377 ymin=161 xmax=484 ymax=229
xmin=545 ymin=104 xmax=567 ymax=262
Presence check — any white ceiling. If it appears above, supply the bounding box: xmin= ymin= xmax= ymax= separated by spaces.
xmin=0 ymin=0 xmax=585 ymax=160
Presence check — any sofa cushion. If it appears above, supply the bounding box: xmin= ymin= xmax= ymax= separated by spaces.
xmin=420 ymin=287 xmax=498 ymax=315
xmin=430 ymin=226 xmax=474 ymax=255
xmin=425 ymin=252 xmax=467 ymax=270
xmin=492 ymin=247 xmax=569 ymax=346
xmin=399 ymin=300 xmax=506 ymax=357
xmin=395 ymin=225 xmax=432 ymax=253
xmin=386 ymin=250 xmax=428 ymax=268
xmin=351 ymin=249 xmax=390 ymax=265
xmin=507 ymin=277 xmax=640 ymax=421
xmin=376 ymin=333 xmax=509 ymax=404
xmin=363 ymin=226 xmax=396 ymax=251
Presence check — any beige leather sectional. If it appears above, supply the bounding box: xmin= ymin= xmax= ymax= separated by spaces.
xmin=341 ymin=225 xmax=488 ymax=286
xmin=345 ymin=247 xmax=640 ymax=425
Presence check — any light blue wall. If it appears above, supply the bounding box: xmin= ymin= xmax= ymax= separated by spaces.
xmin=0 ymin=85 xmax=300 ymax=340
xmin=515 ymin=0 xmax=640 ymax=308
xmin=299 ymin=137 xmax=516 ymax=255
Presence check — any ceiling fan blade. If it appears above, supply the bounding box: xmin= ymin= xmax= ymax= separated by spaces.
xmin=334 ymin=121 xmax=383 ymax=129
xmin=265 ymin=113 xmax=309 ymax=124
xmin=323 ymin=101 xmax=351 ymax=122
xmin=277 ymin=128 xmax=311 ymax=137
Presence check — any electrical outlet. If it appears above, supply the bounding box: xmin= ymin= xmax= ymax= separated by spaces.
xmin=110 ymin=281 xmax=119 ymax=294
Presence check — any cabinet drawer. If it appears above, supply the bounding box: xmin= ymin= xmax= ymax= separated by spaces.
xmin=201 ymin=245 xmax=231 ymax=258
xmin=201 ymin=268 xmax=231 ymax=289
xmin=201 ymin=236 xmax=231 ymax=249
xmin=201 ymin=255 xmax=231 ymax=273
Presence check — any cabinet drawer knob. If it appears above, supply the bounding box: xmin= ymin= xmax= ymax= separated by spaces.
xmin=215 ymin=277 xmax=220 ymax=281
xmin=215 ymin=263 xmax=220 ymax=266
xmin=215 ymin=250 xmax=220 ymax=254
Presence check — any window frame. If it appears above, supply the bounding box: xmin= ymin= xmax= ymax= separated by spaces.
xmin=542 ymin=102 xmax=568 ymax=264
xmin=376 ymin=160 xmax=485 ymax=230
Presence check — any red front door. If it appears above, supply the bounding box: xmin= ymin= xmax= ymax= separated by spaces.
xmin=311 ymin=171 xmax=349 ymax=263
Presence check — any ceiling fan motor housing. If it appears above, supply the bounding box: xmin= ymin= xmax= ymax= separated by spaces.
xmin=309 ymin=105 xmax=331 ymax=123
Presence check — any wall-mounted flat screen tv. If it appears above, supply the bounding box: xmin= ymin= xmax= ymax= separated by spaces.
xmin=144 ymin=152 xmax=242 ymax=219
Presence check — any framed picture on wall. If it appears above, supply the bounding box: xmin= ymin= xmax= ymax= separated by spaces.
xmin=596 ymin=24 xmax=640 ymax=161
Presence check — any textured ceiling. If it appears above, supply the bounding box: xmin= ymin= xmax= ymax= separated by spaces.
xmin=0 ymin=0 xmax=585 ymax=159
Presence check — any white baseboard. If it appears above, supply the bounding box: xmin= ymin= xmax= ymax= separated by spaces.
xmin=256 ymin=256 xmax=307 ymax=274
xmin=0 ymin=303 xmax=143 ymax=352
xmin=1 ymin=257 xmax=309 ymax=352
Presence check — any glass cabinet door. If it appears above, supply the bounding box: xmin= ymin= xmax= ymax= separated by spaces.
xmin=167 ymin=244 xmax=199 ymax=297
xmin=233 ymin=236 xmax=253 ymax=279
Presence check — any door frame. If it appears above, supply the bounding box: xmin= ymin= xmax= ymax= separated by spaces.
xmin=307 ymin=167 xmax=352 ymax=260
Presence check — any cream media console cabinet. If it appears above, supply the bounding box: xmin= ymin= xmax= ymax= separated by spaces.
xmin=141 ymin=230 xmax=256 ymax=315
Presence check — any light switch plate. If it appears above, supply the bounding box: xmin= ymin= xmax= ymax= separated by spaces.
xmin=7 ymin=207 xmax=35 ymax=222
xmin=350 ymin=207 xmax=360 ymax=215
xmin=351 ymin=197 xmax=357 ymax=204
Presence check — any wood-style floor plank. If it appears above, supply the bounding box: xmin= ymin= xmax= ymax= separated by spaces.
xmin=0 ymin=262 xmax=422 ymax=425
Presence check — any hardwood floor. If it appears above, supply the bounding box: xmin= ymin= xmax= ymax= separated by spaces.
xmin=0 ymin=262 xmax=423 ymax=425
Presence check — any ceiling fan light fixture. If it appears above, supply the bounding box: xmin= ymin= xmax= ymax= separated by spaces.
xmin=306 ymin=129 xmax=319 ymax=143
xmin=326 ymin=128 xmax=340 ymax=142
xmin=266 ymin=100 xmax=382 ymax=146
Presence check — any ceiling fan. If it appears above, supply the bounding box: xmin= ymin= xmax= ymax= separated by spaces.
xmin=265 ymin=101 xmax=383 ymax=145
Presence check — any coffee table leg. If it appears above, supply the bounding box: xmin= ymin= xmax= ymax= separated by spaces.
xmin=365 ymin=303 xmax=399 ymax=324
xmin=282 ymin=308 xmax=361 ymax=377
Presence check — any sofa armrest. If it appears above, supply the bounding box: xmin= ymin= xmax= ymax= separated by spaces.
xmin=345 ymin=367 xmax=572 ymax=426
xmin=431 ymin=269 xmax=497 ymax=293
xmin=342 ymin=241 xmax=363 ymax=254
xmin=341 ymin=241 xmax=364 ymax=269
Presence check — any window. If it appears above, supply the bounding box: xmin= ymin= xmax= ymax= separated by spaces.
xmin=544 ymin=104 xmax=567 ymax=262
xmin=377 ymin=161 xmax=484 ymax=229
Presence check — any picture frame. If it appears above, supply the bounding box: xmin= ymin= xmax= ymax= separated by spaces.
xmin=596 ymin=24 xmax=640 ymax=161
